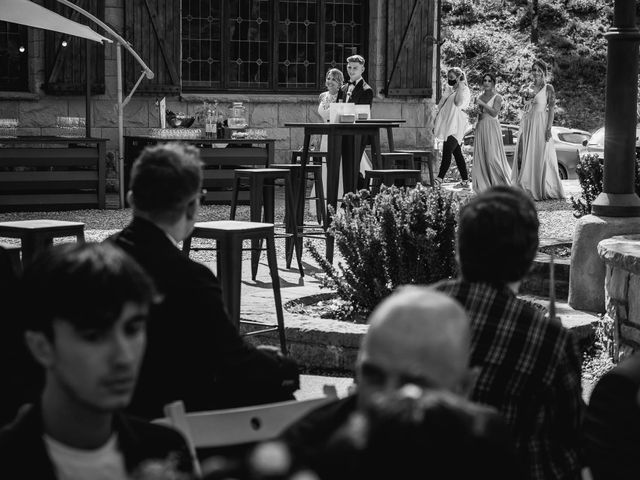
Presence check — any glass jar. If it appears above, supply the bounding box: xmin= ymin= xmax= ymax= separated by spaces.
xmin=227 ymin=102 xmax=247 ymax=129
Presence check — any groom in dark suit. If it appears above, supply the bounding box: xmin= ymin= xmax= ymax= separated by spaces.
xmin=342 ymin=54 xmax=374 ymax=190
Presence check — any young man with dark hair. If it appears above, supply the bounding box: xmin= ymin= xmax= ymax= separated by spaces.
xmin=0 ymin=243 xmax=192 ymax=478
xmin=434 ymin=186 xmax=584 ymax=480
xmin=342 ymin=54 xmax=374 ymax=190
xmin=342 ymin=54 xmax=373 ymax=106
xmin=109 ymin=142 xmax=299 ymax=419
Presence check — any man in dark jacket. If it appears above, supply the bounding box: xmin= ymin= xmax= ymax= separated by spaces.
xmin=584 ymin=352 xmax=640 ymax=479
xmin=341 ymin=54 xmax=374 ymax=190
xmin=109 ymin=143 xmax=299 ymax=420
xmin=0 ymin=242 xmax=192 ymax=478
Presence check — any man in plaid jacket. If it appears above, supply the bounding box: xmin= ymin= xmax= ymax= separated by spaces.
xmin=434 ymin=186 xmax=584 ymax=480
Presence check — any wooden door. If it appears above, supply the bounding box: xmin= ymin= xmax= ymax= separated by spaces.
xmin=124 ymin=0 xmax=181 ymax=94
xmin=384 ymin=0 xmax=436 ymax=97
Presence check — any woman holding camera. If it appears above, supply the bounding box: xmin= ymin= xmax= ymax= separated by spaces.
xmin=511 ymin=59 xmax=564 ymax=200
xmin=434 ymin=67 xmax=471 ymax=189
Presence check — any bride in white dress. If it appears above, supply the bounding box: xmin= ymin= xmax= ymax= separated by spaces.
xmin=511 ymin=60 xmax=564 ymax=200
xmin=310 ymin=69 xmax=372 ymax=216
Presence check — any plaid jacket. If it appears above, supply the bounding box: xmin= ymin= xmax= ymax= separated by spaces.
xmin=434 ymin=279 xmax=584 ymax=480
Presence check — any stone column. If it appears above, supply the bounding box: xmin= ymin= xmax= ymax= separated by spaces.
xmin=569 ymin=0 xmax=640 ymax=313
xmin=592 ymin=0 xmax=640 ymax=216
xmin=598 ymin=235 xmax=640 ymax=360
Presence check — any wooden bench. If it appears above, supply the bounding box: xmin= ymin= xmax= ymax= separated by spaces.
xmin=0 ymin=137 xmax=106 ymax=211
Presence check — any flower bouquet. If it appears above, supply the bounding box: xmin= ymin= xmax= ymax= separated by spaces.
xmin=463 ymin=101 xmax=482 ymax=128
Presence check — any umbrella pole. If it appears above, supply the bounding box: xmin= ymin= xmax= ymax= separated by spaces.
xmin=85 ymin=38 xmax=91 ymax=138
xmin=117 ymin=42 xmax=125 ymax=208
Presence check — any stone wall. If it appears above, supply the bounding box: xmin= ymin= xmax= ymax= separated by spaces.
xmin=599 ymin=234 xmax=640 ymax=360
xmin=0 ymin=0 xmax=437 ymax=192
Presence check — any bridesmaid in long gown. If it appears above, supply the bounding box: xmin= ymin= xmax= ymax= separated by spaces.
xmin=472 ymin=73 xmax=511 ymax=193
xmin=511 ymin=59 xmax=565 ymax=200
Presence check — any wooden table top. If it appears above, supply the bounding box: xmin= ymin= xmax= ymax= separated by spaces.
xmin=0 ymin=220 xmax=85 ymax=232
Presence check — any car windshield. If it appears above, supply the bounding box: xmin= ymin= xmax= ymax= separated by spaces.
xmin=589 ymin=128 xmax=605 ymax=145
xmin=558 ymin=132 xmax=591 ymax=144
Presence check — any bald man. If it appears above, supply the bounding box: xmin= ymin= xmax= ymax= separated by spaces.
xmin=279 ymin=286 xmax=510 ymax=474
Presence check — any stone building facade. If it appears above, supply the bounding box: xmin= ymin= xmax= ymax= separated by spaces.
xmin=0 ymin=0 xmax=439 ymax=191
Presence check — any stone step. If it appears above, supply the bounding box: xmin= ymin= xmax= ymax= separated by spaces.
xmin=519 ymin=294 xmax=599 ymax=346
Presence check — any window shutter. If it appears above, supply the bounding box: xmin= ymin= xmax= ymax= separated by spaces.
xmin=124 ymin=0 xmax=181 ymax=95
xmin=43 ymin=0 xmax=105 ymax=95
xmin=384 ymin=0 xmax=436 ymax=97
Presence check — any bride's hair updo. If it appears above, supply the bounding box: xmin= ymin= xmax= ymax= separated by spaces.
xmin=326 ymin=68 xmax=344 ymax=86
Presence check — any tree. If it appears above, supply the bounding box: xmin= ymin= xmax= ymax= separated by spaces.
xmin=530 ymin=0 xmax=539 ymax=44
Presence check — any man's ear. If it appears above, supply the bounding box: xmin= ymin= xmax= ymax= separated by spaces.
xmin=25 ymin=330 xmax=54 ymax=368
xmin=126 ymin=190 xmax=135 ymax=208
xmin=185 ymin=199 xmax=197 ymax=221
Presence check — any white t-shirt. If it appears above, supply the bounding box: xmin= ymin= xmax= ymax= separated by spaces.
xmin=434 ymin=83 xmax=471 ymax=144
xmin=44 ymin=433 xmax=128 ymax=480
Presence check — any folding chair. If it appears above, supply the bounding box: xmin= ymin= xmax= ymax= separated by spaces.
xmin=153 ymin=387 xmax=338 ymax=476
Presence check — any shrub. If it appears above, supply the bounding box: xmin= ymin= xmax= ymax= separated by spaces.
xmin=571 ymin=152 xmax=640 ymax=217
xmin=308 ymin=185 xmax=460 ymax=319
xmin=570 ymin=153 xmax=603 ymax=217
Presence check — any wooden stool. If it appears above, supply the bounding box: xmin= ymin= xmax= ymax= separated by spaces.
xmin=182 ymin=221 xmax=287 ymax=354
xmin=230 ymin=168 xmax=304 ymax=278
xmin=395 ymin=149 xmax=435 ymax=186
xmin=0 ymin=220 xmax=85 ymax=267
xmin=0 ymin=243 xmax=21 ymax=274
xmin=364 ymin=169 xmax=422 ymax=194
xmin=379 ymin=152 xmax=415 ymax=170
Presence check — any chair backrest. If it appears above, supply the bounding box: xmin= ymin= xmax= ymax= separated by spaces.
xmin=153 ymin=388 xmax=338 ymax=475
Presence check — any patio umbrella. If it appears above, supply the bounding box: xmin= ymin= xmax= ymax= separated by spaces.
xmin=2 ymin=0 xmax=153 ymax=208
xmin=0 ymin=0 xmax=111 ymax=44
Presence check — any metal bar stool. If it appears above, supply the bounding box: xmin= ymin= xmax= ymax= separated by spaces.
xmin=0 ymin=243 xmax=21 ymax=275
xmin=273 ymin=164 xmax=327 ymax=269
xmin=0 ymin=220 xmax=85 ymax=267
xmin=395 ymin=149 xmax=436 ymax=186
xmin=182 ymin=220 xmax=287 ymax=354
xmin=229 ymin=168 xmax=304 ymax=278
xmin=378 ymin=152 xmax=415 ymax=169
xmin=364 ymin=169 xmax=422 ymax=195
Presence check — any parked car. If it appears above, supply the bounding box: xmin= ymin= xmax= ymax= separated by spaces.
xmin=582 ymin=125 xmax=640 ymax=160
xmin=462 ymin=124 xmax=591 ymax=179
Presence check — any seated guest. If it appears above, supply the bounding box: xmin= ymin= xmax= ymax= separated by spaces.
xmin=0 ymin=245 xmax=38 ymax=427
xmin=583 ymin=352 xmax=640 ymax=479
xmin=109 ymin=142 xmax=299 ymax=419
xmin=434 ymin=186 xmax=584 ymax=480
xmin=0 ymin=244 xmax=18 ymax=292
xmin=0 ymin=243 xmax=192 ymax=478
xmin=319 ymin=384 xmax=521 ymax=480
xmin=279 ymin=286 xmax=503 ymax=473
